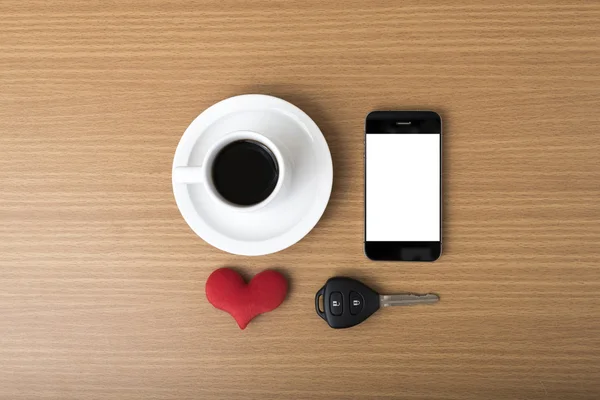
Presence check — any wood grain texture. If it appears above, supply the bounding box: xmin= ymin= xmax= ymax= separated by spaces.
xmin=1 ymin=1 xmax=599 ymax=399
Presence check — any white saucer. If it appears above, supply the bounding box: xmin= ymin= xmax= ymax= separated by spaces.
xmin=172 ymin=94 xmax=333 ymax=256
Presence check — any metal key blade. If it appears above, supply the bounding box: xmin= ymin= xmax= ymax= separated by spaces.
xmin=380 ymin=293 xmax=440 ymax=307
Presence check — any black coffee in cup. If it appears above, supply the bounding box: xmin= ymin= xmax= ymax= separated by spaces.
xmin=211 ymin=140 xmax=279 ymax=206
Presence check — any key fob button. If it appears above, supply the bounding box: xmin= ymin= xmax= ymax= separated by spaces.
xmin=349 ymin=291 xmax=364 ymax=315
xmin=330 ymin=292 xmax=343 ymax=316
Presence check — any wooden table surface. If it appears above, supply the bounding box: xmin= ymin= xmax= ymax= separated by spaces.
xmin=1 ymin=1 xmax=600 ymax=399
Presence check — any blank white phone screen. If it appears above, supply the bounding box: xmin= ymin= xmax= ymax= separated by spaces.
xmin=366 ymin=134 xmax=440 ymax=242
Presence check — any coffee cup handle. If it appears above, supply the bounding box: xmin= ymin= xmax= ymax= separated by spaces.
xmin=172 ymin=166 xmax=204 ymax=183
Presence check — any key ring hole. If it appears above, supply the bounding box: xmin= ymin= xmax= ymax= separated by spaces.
xmin=317 ymin=294 xmax=324 ymax=313
xmin=315 ymin=286 xmax=326 ymax=321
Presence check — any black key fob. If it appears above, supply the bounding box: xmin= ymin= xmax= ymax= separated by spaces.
xmin=315 ymin=277 xmax=380 ymax=329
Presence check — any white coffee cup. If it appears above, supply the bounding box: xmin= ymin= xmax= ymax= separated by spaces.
xmin=172 ymin=130 xmax=290 ymax=212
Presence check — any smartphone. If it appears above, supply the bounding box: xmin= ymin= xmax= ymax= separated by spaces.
xmin=364 ymin=111 xmax=442 ymax=261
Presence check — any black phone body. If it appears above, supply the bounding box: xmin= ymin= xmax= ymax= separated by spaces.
xmin=364 ymin=111 xmax=442 ymax=261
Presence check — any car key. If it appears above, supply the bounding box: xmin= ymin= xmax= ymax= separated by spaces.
xmin=315 ymin=277 xmax=439 ymax=329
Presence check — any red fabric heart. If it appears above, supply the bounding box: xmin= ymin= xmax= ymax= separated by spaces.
xmin=205 ymin=268 xmax=288 ymax=330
